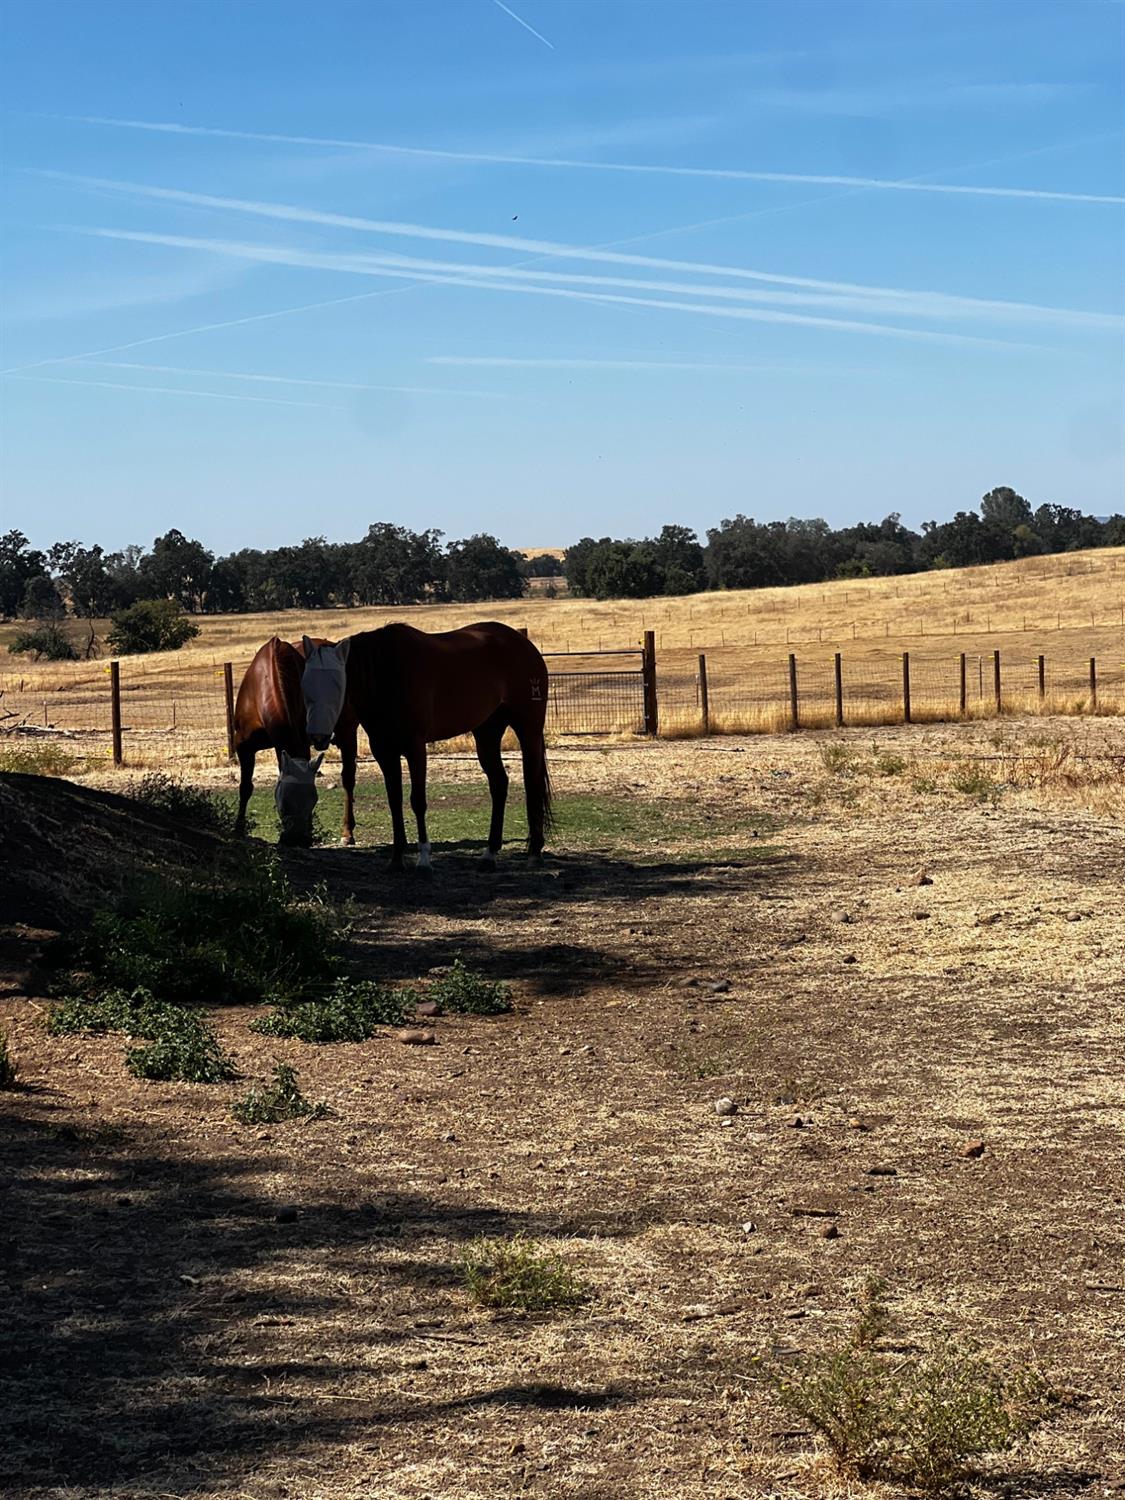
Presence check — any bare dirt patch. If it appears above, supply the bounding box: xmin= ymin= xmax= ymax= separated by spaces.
xmin=2 ymin=721 xmax=1123 ymax=1498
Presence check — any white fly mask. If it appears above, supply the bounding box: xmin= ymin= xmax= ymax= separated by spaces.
xmin=275 ymin=749 xmax=324 ymax=847
xmin=301 ymin=636 xmax=350 ymax=751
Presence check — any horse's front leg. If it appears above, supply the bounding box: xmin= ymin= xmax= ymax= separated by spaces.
xmin=375 ymin=748 xmax=408 ymax=870
xmin=405 ymin=740 xmax=431 ymax=875
xmin=234 ymin=744 xmax=255 ymax=836
xmin=337 ymin=724 xmax=358 ymax=846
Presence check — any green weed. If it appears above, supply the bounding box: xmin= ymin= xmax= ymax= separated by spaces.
xmin=950 ymin=764 xmax=1003 ymax=803
xmin=251 ymin=977 xmax=418 ymax=1043
xmin=126 ymin=772 xmax=243 ymax=838
xmin=232 ymin=1062 xmax=328 ymax=1124
xmin=429 ymin=958 xmax=511 ymax=1016
xmin=461 ymin=1234 xmax=589 ymax=1313
xmin=48 ymin=987 xmax=236 ymax=1084
xmin=0 ymin=741 xmax=78 ymax=776
xmin=761 ymin=1280 xmax=1052 ymax=1491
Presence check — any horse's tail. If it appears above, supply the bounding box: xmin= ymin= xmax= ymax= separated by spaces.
xmin=520 ymin=727 xmax=555 ymax=856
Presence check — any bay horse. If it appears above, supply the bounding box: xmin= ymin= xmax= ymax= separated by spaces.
xmin=300 ymin=622 xmax=552 ymax=871
xmin=233 ymin=636 xmax=359 ymax=846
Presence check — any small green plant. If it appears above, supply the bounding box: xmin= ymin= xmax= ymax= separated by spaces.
xmin=126 ymin=772 xmax=242 ymax=838
xmin=873 ymin=751 xmax=907 ymax=777
xmin=950 ymin=764 xmax=1003 ymax=803
xmin=0 ymin=740 xmax=78 ymax=776
xmin=762 ymin=1280 xmax=1052 ymax=1492
xmin=818 ymin=742 xmax=855 ymax=776
xmin=0 ymin=1030 xmax=18 ymax=1089
xmin=48 ymin=987 xmax=236 ymax=1084
xmin=910 ymin=775 xmax=938 ymax=794
xmin=107 ymin=598 xmax=200 ymax=655
xmin=429 ymin=958 xmax=512 ymax=1016
xmin=251 ymin=977 xmax=418 ymax=1043
xmin=232 ymin=1062 xmax=328 ymax=1124
xmin=461 ymin=1234 xmax=589 ymax=1312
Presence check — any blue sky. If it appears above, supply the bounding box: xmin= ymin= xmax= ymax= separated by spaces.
xmin=1 ymin=0 xmax=1122 ymax=554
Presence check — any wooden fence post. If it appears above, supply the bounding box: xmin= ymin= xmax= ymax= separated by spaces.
xmin=1038 ymin=654 xmax=1045 ymax=702
xmin=1089 ymin=657 xmax=1097 ymax=712
xmin=788 ymin=653 xmax=799 ymax=731
xmin=110 ymin=660 xmax=123 ymax=768
xmin=959 ymin=652 xmax=967 ymax=717
xmin=642 ymin=630 xmax=658 ymax=737
xmin=224 ymin=662 xmax=236 ymax=760
xmin=834 ymin=652 xmax=844 ymax=727
xmin=902 ymin=651 xmax=912 ymax=724
xmin=697 ymin=653 xmax=710 ymax=735
xmin=993 ymin=649 xmax=1002 ymax=714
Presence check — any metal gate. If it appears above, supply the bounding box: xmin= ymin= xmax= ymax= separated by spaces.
xmin=543 ymin=641 xmax=655 ymax=735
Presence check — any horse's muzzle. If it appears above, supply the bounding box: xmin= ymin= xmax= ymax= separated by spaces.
xmin=309 ymin=734 xmax=331 ymax=751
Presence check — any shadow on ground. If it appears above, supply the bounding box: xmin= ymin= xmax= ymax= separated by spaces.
xmin=0 ymin=1106 xmax=646 ymax=1493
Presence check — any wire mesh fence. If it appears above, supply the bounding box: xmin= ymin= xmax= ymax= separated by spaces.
xmin=1 ymin=642 xmax=1122 ymax=768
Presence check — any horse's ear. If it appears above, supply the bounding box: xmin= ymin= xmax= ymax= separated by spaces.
xmin=311 ymin=753 xmax=325 ymax=775
xmin=336 ymin=638 xmax=351 ymax=665
xmin=302 ymin=635 xmax=316 ymax=658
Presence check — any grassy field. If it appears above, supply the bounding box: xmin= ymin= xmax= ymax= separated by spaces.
xmin=1 ymin=546 xmax=1123 ymax=761
xmin=3 ymin=715 xmax=1124 ymax=1497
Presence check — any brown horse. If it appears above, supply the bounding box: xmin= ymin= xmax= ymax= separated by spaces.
xmin=300 ymin=622 xmax=552 ymax=871
xmin=233 ymin=636 xmax=359 ymax=846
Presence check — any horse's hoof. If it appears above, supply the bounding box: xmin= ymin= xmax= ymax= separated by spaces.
xmin=340 ymin=835 xmax=356 ymax=847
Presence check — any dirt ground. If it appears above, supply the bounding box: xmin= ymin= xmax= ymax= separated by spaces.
xmin=2 ymin=716 xmax=1124 ymax=1499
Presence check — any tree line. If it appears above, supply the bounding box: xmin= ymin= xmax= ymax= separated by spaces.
xmin=2 ymin=489 xmax=1122 ymax=644
xmin=566 ymin=490 xmax=1125 ymax=599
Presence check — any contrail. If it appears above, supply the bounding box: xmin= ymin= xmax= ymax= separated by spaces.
xmin=59 ymin=115 xmax=1125 ymax=204
xmin=0 ymin=281 xmax=425 ymax=377
xmin=75 ymin=359 xmax=527 ymax=397
xmin=5 ymin=372 xmax=343 ymax=408
xmin=425 ymin=355 xmax=872 ymax=373
xmin=37 ymin=174 xmax=1119 ymax=326
xmin=492 ymin=0 xmax=554 ymax=50
xmin=63 ymin=228 xmax=1033 ymax=348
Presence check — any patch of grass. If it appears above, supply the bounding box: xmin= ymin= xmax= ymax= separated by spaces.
xmin=461 ymin=1234 xmax=589 ymax=1313
xmin=48 ymin=987 xmax=236 ymax=1084
xmin=0 ymin=740 xmax=79 ymax=776
xmin=125 ymin=771 xmax=243 ymax=838
xmin=225 ymin=781 xmax=776 ymax=856
xmin=429 ymin=958 xmax=511 ymax=1016
xmin=251 ymin=976 xmax=419 ymax=1043
xmin=0 ymin=1030 xmax=18 ymax=1089
xmin=950 ymin=763 xmax=1003 ymax=803
xmin=818 ymin=742 xmax=856 ymax=776
xmin=911 ymin=775 xmax=939 ymax=794
xmin=761 ymin=1279 xmax=1053 ymax=1492
xmin=232 ymin=1062 xmax=328 ymax=1124
xmin=64 ymin=853 xmax=340 ymax=1007
xmin=873 ymin=751 xmax=907 ymax=777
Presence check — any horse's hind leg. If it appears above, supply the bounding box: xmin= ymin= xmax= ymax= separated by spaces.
xmin=375 ymin=747 xmax=409 ymax=871
xmin=235 ymin=744 xmax=255 ymax=836
xmin=474 ymin=711 xmax=509 ymax=871
xmin=404 ymin=738 xmax=432 ymax=874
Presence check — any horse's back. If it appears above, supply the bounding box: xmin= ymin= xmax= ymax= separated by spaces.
xmin=234 ymin=636 xmax=304 ymax=748
xmin=349 ymin=621 xmax=547 ymax=741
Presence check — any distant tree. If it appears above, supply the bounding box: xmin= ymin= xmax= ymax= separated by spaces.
xmin=107 ymin=599 xmax=201 ymax=654
xmin=1032 ymin=503 xmax=1105 ymax=553
xmin=563 ymin=537 xmax=604 ymax=597
xmin=139 ymin=529 xmax=214 ymax=612
xmin=519 ymin=553 xmax=565 ymax=578
xmin=47 ymin=541 xmax=117 ymax=622
xmin=8 ymin=620 xmax=78 ymax=661
xmin=103 ymin=544 xmax=147 ymax=609
xmin=651 ymin=524 xmax=705 ymax=594
xmin=20 ymin=574 xmax=65 ymax=619
xmin=705 ymin=516 xmax=787 ymax=590
xmin=0 ymin=531 xmax=49 ymax=619
xmin=349 ymin=524 xmax=444 ymax=604
xmin=445 ymin=534 xmax=525 ymax=601
xmin=206 ymin=557 xmax=247 ymax=613
xmin=1104 ymin=515 xmax=1125 ymax=547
